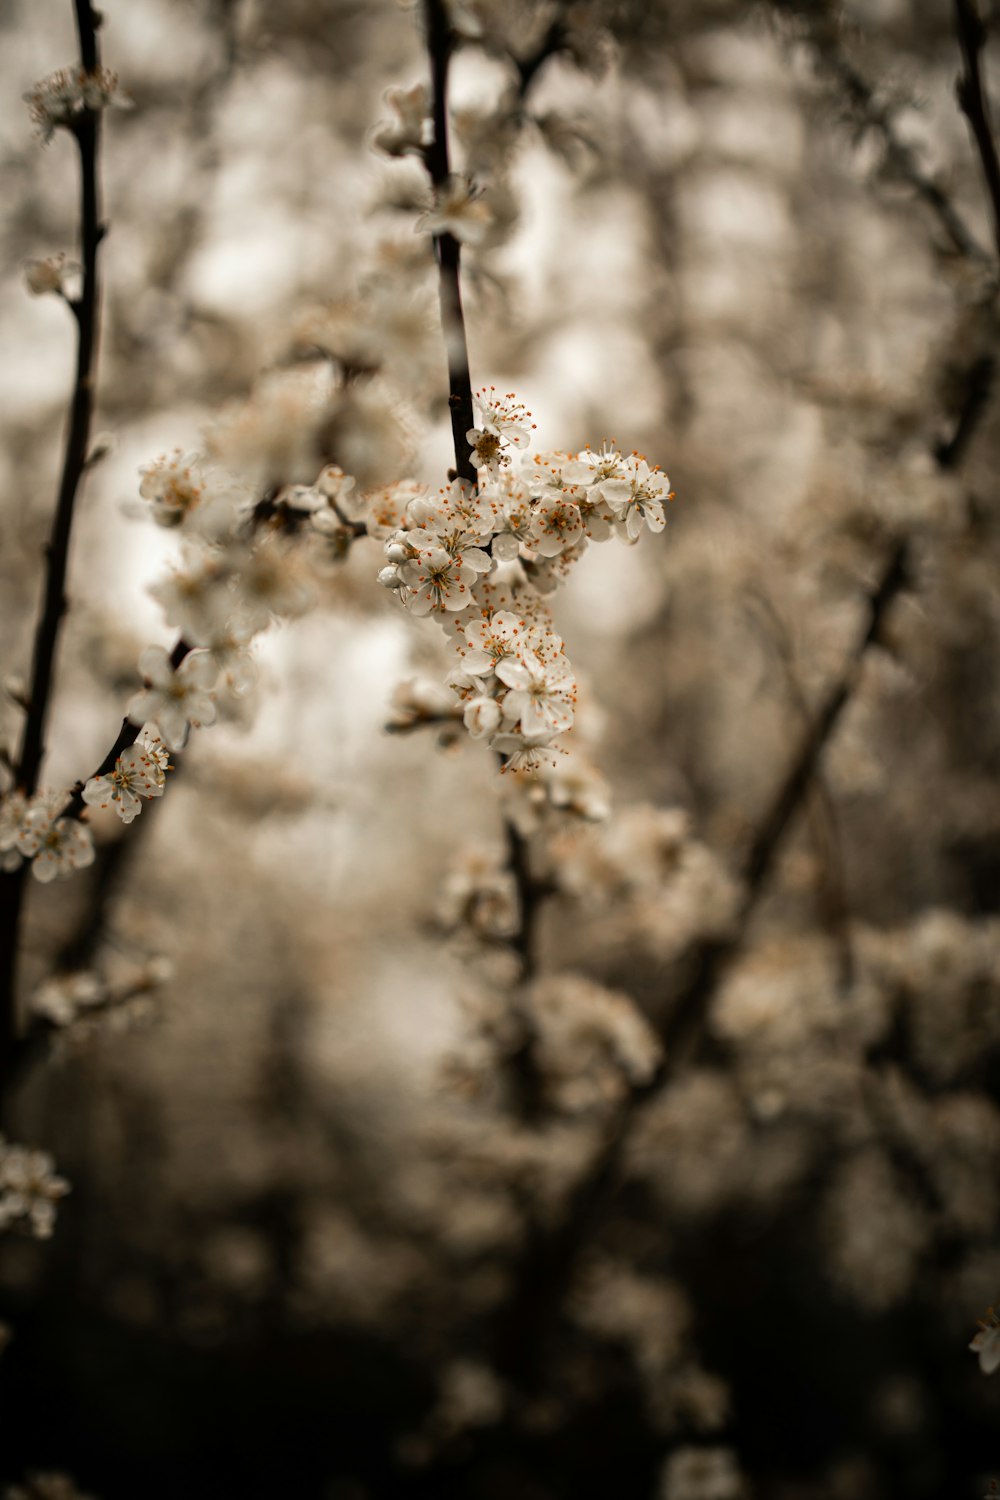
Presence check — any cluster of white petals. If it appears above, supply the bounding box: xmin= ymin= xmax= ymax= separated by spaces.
xmin=24 ymin=65 xmax=131 ymax=143
xmin=414 ymin=176 xmax=493 ymax=245
xmin=82 ymin=727 xmax=171 ymax=824
xmin=0 ymin=790 xmax=95 ymax=883
xmin=367 ymin=391 xmax=670 ymax=767
xmin=0 ymin=1139 xmax=69 ymax=1240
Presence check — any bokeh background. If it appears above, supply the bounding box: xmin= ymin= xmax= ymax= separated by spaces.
xmin=1 ymin=0 xmax=999 ymax=1496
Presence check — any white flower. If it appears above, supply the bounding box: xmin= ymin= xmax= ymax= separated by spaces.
xmin=225 ymin=536 xmax=315 ymax=632
xmin=399 ymin=547 xmax=477 ymax=615
xmin=148 ymin=554 xmax=233 ymax=646
xmin=466 ymin=388 xmax=534 ymax=471
xmin=13 ymin=793 xmax=95 ymax=884
xmin=24 ymin=64 xmax=131 ymax=143
xmin=529 ymin=493 xmax=584 ymax=557
xmin=463 ymin=696 xmax=502 ymax=738
xmin=372 ymin=82 xmax=432 ymax=157
xmin=32 ymin=971 xmax=105 ymax=1028
xmin=971 ymin=1309 xmax=1000 ymax=1375
xmin=487 ymin=473 xmax=536 ymax=560
xmin=604 ymin=456 xmax=671 ymax=541
xmin=455 ymin=609 xmax=525 ymax=675
xmin=82 ymin=741 xmax=168 ymax=824
xmin=24 ymin=254 xmax=74 ymax=298
xmin=0 ymin=1139 xmax=70 ymax=1240
xmin=0 ymin=791 xmax=29 ymax=869
xmin=497 ymin=649 xmax=576 ymax=738
xmin=127 ymin=646 xmax=217 ymax=751
xmin=415 ymin=176 xmax=492 ymax=245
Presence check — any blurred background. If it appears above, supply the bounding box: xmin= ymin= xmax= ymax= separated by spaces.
xmin=1 ymin=0 xmax=999 ymax=1496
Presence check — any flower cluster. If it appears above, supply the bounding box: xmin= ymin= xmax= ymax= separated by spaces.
xmin=24 ymin=65 xmax=131 ymax=143
xmin=0 ymin=1139 xmax=69 ymax=1240
xmin=0 ymin=790 xmax=94 ymax=883
xmin=82 ymin=727 xmax=171 ymax=824
xmin=370 ymin=391 xmax=670 ymax=768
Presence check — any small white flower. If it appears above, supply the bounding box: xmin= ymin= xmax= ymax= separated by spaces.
xmin=24 ymin=254 xmax=75 ymax=298
xmin=148 ymin=554 xmax=233 ymax=646
xmin=127 ymin=646 xmax=217 ymax=751
xmin=415 ymin=176 xmax=492 ymax=245
xmin=32 ymin=970 xmax=105 ymax=1028
xmin=530 ymin=494 xmax=584 ymax=558
xmin=399 ymin=547 xmax=476 ymax=615
xmin=25 ymin=64 xmax=131 ymax=144
xmin=13 ymin=793 xmax=95 ymax=884
xmin=0 ymin=1139 xmax=70 ymax=1240
xmin=496 ymin=649 xmax=576 ymax=737
xmin=604 ymin=456 xmax=671 ymax=541
xmin=82 ymin=741 xmax=168 ymax=824
xmin=971 ymin=1309 xmax=1000 ymax=1375
xmin=372 ymin=82 xmax=432 ymax=158
xmin=226 ymin=536 xmax=315 ymax=632
xmin=456 ymin=610 xmax=525 ymax=675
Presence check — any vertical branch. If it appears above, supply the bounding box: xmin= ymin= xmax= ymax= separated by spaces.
xmin=955 ymin=0 xmax=1000 ymax=264
xmin=419 ymin=0 xmax=546 ymax=981
xmin=0 ymin=0 xmax=105 ymax=1090
xmin=423 ymin=0 xmax=476 ymax=483
xmin=17 ymin=2 xmax=104 ymax=795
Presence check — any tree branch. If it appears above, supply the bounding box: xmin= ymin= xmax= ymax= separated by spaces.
xmin=954 ymin=0 xmax=1000 ymax=265
xmin=0 ymin=0 xmax=105 ymax=1092
xmin=423 ymin=0 xmax=477 ymax=483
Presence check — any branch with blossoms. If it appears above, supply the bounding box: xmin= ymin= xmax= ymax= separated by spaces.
xmin=0 ymin=0 xmax=128 ymax=1095
xmin=0 ymin=0 xmax=671 ymax=1085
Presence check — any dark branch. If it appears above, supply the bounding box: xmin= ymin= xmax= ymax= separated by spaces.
xmin=423 ymin=0 xmax=476 ymax=483
xmin=954 ymin=0 xmax=1000 ymax=264
xmin=492 ymin=538 xmax=910 ymax=1390
xmin=0 ymin=0 xmax=105 ymax=1092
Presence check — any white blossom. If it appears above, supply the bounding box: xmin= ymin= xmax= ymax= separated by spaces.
xmin=24 ymin=64 xmax=131 ymax=143
xmin=0 ymin=1139 xmax=70 ymax=1240
xmin=126 ymin=646 xmax=218 ymax=751
xmin=13 ymin=792 xmax=95 ymax=884
xmin=415 ymin=176 xmax=492 ymax=245
xmin=372 ymin=83 xmax=432 ymax=157
xmin=399 ymin=546 xmax=477 ymax=615
xmin=971 ymin=1309 xmax=1000 ymax=1375
xmin=496 ymin=649 xmax=576 ymax=737
xmin=31 ymin=970 xmax=105 ymax=1028
xmin=81 ymin=740 xmax=168 ymax=825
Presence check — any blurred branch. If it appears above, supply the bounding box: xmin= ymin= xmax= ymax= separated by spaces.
xmin=935 ymin=349 xmax=996 ymax=468
xmin=492 ymin=537 xmax=910 ymax=1391
xmin=748 ymin=591 xmax=855 ymax=989
xmin=0 ymin=0 xmax=105 ymax=1095
xmin=776 ymin=4 xmax=990 ymax=264
xmin=954 ymin=0 xmax=1000 ymax=263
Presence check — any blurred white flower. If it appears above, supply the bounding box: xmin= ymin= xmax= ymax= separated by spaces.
xmin=127 ymin=646 xmax=218 ymax=751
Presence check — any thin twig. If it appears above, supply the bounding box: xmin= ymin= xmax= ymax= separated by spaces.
xmin=18 ymin=1 xmax=105 ymax=796
xmin=0 ymin=0 xmax=105 ymax=1090
xmin=954 ymin=0 xmax=1000 ymax=264
xmin=423 ymin=0 xmax=476 ymax=483
xmin=780 ymin=6 xmax=990 ymax=264
xmin=420 ymin=0 xmax=551 ymax=988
